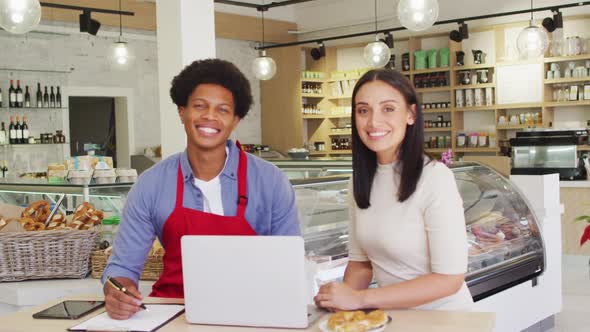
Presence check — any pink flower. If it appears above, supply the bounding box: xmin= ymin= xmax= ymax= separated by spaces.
xmin=581 ymin=224 xmax=590 ymax=246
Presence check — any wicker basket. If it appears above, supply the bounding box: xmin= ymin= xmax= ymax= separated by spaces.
xmin=0 ymin=230 xmax=98 ymax=282
xmin=91 ymin=250 xmax=164 ymax=281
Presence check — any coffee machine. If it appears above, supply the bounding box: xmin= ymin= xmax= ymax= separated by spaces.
xmin=510 ymin=129 xmax=589 ymax=180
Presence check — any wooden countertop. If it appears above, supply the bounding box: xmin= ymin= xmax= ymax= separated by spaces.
xmin=0 ymin=296 xmax=495 ymax=332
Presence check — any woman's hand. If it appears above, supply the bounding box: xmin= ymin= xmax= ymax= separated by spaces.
xmin=313 ymin=282 xmax=365 ymax=311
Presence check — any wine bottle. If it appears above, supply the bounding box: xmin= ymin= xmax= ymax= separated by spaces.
xmin=21 ymin=116 xmax=28 ymax=144
xmin=15 ymin=116 xmax=22 ymax=144
xmin=24 ymin=86 xmax=30 ymax=108
xmin=0 ymin=122 xmax=6 ymax=145
xmin=56 ymin=86 xmax=62 ymax=108
xmin=9 ymin=116 xmax=16 ymax=144
xmin=8 ymin=80 xmax=16 ymax=108
xmin=50 ymin=86 xmax=55 ymax=108
xmin=0 ymin=88 xmax=3 ymax=108
xmin=15 ymin=80 xmax=23 ymax=108
xmin=36 ymin=83 xmax=42 ymax=108
xmin=43 ymin=86 xmax=49 ymax=108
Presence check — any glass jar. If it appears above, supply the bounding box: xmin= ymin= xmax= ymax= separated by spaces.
xmin=99 ymin=216 xmax=120 ymax=249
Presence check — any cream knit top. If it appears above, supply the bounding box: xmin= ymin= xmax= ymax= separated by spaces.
xmin=348 ymin=160 xmax=474 ymax=311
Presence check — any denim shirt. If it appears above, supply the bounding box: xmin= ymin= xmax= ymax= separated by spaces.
xmin=102 ymin=140 xmax=301 ymax=285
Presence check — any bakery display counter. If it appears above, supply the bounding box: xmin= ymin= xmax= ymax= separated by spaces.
xmin=272 ymin=160 xmax=352 ymax=180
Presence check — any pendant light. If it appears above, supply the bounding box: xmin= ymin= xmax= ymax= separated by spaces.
xmin=112 ymin=0 xmax=131 ymax=66
xmin=252 ymin=3 xmax=276 ymax=81
xmin=0 ymin=0 xmax=41 ymax=34
xmin=397 ymin=0 xmax=439 ymax=32
xmin=516 ymin=0 xmax=549 ymax=59
xmin=363 ymin=0 xmax=391 ymax=68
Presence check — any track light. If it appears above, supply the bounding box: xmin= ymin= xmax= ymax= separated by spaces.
xmin=382 ymin=32 xmax=394 ymax=49
xmin=310 ymin=42 xmax=325 ymax=60
xmin=449 ymin=22 xmax=469 ymax=42
xmin=79 ymin=9 xmax=101 ymax=36
xmin=542 ymin=9 xmax=563 ymax=33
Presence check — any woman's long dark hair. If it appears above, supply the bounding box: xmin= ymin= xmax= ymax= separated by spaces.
xmin=352 ymin=69 xmax=425 ymax=209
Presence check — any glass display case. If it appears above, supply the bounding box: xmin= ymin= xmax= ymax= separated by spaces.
xmin=271 ymin=160 xmax=352 ymax=180
xmin=293 ymin=163 xmax=545 ymax=302
xmin=0 ymin=179 xmax=133 ymax=216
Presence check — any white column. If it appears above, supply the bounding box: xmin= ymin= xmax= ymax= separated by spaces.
xmin=156 ymin=0 xmax=216 ymax=158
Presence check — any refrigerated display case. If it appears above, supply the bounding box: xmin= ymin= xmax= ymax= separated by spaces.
xmin=0 ymin=179 xmax=133 ymax=216
xmin=271 ymin=160 xmax=352 ymax=180
xmin=292 ymin=163 xmax=545 ymax=302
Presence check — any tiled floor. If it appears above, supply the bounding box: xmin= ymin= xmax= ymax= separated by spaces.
xmin=552 ymin=255 xmax=590 ymax=332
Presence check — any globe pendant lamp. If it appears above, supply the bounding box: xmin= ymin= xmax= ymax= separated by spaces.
xmin=112 ymin=0 xmax=131 ymax=66
xmin=397 ymin=0 xmax=439 ymax=32
xmin=252 ymin=3 xmax=276 ymax=80
xmin=363 ymin=0 xmax=391 ymax=68
xmin=0 ymin=0 xmax=42 ymax=34
xmin=516 ymin=0 xmax=548 ymax=59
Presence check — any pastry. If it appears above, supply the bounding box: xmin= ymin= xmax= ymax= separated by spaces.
xmin=366 ymin=310 xmax=387 ymax=327
xmin=335 ymin=321 xmax=367 ymax=332
xmin=22 ymin=200 xmax=51 ymax=224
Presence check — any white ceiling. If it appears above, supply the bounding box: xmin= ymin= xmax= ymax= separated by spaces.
xmin=211 ymin=0 xmax=590 ymax=44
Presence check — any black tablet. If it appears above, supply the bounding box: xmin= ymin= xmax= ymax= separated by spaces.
xmin=32 ymin=300 xmax=105 ymax=320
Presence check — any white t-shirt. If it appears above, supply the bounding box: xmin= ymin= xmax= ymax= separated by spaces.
xmin=192 ymin=147 xmax=229 ymax=216
xmin=348 ymin=160 xmax=474 ymax=311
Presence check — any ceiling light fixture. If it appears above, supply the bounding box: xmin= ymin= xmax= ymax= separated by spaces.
xmin=363 ymin=0 xmax=391 ymax=68
xmin=397 ymin=0 xmax=438 ymax=32
xmin=252 ymin=2 xmax=276 ymax=81
xmin=516 ymin=0 xmax=549 ymax=59
xmin=449 ymin=21 xmax=469 ymax=42
xmin=0 ymin=0 xmax=41 ymax=34
xmin=112 ymin=0 xmax=131 ymax=66
xmin=310 ymin=42 xmax=325 ymax=61
xmin=79 ymin=9 xmax=101 ymax=35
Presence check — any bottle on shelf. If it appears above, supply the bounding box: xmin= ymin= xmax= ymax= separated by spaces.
xmin=36 ymin=83 xmax=42 ymax=108
xmin=0 ymin=88 xmax=2 ymax=108
xmin=50 ymin=86 xmax=55 ymax=108
xmin=43 ymin=86 xmax=49 ymax=108
xmin=8 ymin=80 xmax=16 ymax=108
xmin=15 ymin=80 xmax=23 ymax=108
xmin=0 ymin=122 xmax=5 ymax=145
xmin=21 ymin=117 xmax=28 ymax=144
xmin=56 ymin=86 xmax=62 ymax=108
xmin=1 ymin=160 xmax=7 ymax=179
xmin=8 ymin=116 xmax=16 ymax=144
xmin=15 ymin=116 xmax=22 ymax=144
xmin=24 ymin=86 xmax=31 ymax=108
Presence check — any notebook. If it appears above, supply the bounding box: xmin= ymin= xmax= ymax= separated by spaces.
xmin=68 ymin=304 xmax=184 ymax=332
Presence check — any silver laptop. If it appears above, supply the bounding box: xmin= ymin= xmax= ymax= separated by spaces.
xmin=181 ymin=236 xmax=323 ymax=329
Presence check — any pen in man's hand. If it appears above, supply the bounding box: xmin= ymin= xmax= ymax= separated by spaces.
xmin=106 ymin=276 xmax=149 ymax=311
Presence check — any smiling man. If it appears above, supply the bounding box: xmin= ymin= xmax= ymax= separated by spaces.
xmin=101 ymin=59 xmax=301 ymax=320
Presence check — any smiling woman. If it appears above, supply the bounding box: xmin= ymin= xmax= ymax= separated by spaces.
xmin=314 ymin=69 xmax=473 ymax=312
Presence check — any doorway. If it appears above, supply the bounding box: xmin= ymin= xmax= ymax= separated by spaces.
xmin=68 ymin=97 xmax=117 ymax=167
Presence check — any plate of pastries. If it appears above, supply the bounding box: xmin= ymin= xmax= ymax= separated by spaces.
xmin=0 ymin=200 xmax=104 ymax=232
xmin=319 ymin=309 xmax=390 ymax=332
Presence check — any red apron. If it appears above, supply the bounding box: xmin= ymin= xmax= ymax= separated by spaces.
xmin=150 ymin=143 xmax=257 ymax=298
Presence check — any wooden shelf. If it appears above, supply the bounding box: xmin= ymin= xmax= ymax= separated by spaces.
xmin=329 ymin=131 xmax=352 ymax=136
xmin=454 ymin=105 xmax=495 ymax=112
xmin=452 ymin=83 xmax=495 ymax=90
xmin=424 ymin=127 xmax=452 ymax=132
xmin=309 ymin=151 xmax=329 ymax=156
xmin=496 ymin=124 xmax=541 ymax=130
xmin=325 ymin=114 xmax=351 ymax=119
xmin=425 ymin=148 xmax=449 ymax=153
xmin=455 ymin=147 xmax=499 ymax=153
xmin=423 ymin=108 xmax=452 ymax=113
xmin=401 ymin=71 xmax=411 ymax=75
xmin=544 ymin=77 xmax=590 ymax=85
xmin=328 ymin=95 xmax=352 ymax=100
xmin=301 ymin=93 xmax=325 ymax=98
xmin=329 ymin=150 xmax=353 ymax=155
xmin=543 ymin=54 xmax=590 ymax=63
xmin=415 ymin=87 xmax=451 ymax=93
xmin=302 ymin=115 xmax=326 ymax=119
xmin=578 ymin=145 xmax=590 ymax=152
xmin=452 ymin=64 xmax=495 ymax=71
xmin=544 ymin=100 xmax=590 ymax=108
xmin=412 ymin=67 xmax=450 ymax=74
xmin=495 ymin=103 xmax=542 ymax=109
xmin=301 ymin=78 xmax=325 ymax=83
